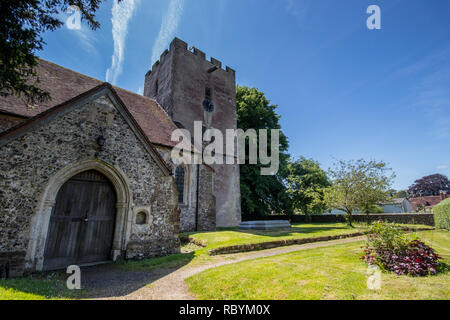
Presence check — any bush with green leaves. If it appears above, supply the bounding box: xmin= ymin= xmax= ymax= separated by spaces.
xmin=366 ymin=221 xmax=410 ymax=252
xmin=433 ymin=198 xmax=450 ymax=230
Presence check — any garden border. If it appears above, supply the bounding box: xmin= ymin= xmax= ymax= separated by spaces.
xmin=207 ymin=227 xmax=434 ymax=256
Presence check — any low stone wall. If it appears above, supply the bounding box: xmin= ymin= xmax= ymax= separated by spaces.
xmin=0 ymin=251 xmax=26 ymax=278
xmin=208 ymin=226 xmax=433 ymax=256
xmin=209 ymin=232 xmax=368 ymax=255
xmin=179 ymin=235 xmax=207 ymax=247
xmin=243 ymin=213 xmax=435 ymax=226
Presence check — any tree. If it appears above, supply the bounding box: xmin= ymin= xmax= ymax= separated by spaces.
xmin=286 ymin=157 xmax=330 ymax=219
xmin=324 ymin=159 xmax=395 ymax=226
xmin=395 ymin=190 xmax=409 ymax=198
xmin=236 ymin=86 xmax=292 ymax=218
xmin=0 ymin=0 xmax=120 ymax=104
xmin=408 ymin=174 xmax=450 ymax=197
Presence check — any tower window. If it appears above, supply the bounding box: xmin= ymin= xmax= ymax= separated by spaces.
xmin=205 ymin=87 xmax=212 ymax=100
xmin=154 ymin=80 xmax=159 ymax=96
xmin=175 ymin=166 xmax=185 ymax=204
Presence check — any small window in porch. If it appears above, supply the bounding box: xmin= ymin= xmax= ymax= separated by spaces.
xmin=136 ymin=212 xmax=147 ymax=225
xmin=175 ymin=166 xmax=185 ymax=204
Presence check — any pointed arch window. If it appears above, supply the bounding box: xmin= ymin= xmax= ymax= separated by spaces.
xmin=175 ymin=166 xmax=185 ymax=204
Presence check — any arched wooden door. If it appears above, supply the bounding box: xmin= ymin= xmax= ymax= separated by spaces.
xmin=43 ymin=170 xmax=117 ymax=270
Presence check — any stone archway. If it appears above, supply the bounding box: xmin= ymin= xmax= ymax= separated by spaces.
xmin=25 ymin=159 xmax=132 ymax=271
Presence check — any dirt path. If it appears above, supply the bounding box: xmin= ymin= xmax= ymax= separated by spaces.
xmin=86 ymin=236 xmax=365 ymax=300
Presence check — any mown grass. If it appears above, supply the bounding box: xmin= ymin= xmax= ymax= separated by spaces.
xmin=0 ymin=273 xmax=86 ymax=300
xmin=0 ymin=223 xmax=436 ymax=300
xmin=116 ymin=222 xmax=432 ymax=271
xmin=186 ymin=230 xmax=449 ymax=300
xmin=182 ymin=222 xmax=432 ymax=254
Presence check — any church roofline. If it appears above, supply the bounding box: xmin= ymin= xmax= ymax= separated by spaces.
xmin=0 ymin=82 xmax=172 ymax=176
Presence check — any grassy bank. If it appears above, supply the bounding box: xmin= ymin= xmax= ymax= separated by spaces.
xmin=186 ymin=230 xmax=449 ymax=300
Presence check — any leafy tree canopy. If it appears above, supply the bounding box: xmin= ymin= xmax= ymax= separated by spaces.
xmin=324 ymin=159 xmax=395 ymax=225
xmin=286 ymin=157 xmax=330 ymax=217
xmin=408 ymin=174 xmax=450 ymax=197
xmin=0 ymin=0 xmax=120 ymax=104
xmin=236 ymin=86 xmax=291 ymax=218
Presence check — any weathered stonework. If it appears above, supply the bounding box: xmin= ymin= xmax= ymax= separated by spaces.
xmin=154 ymin=145 xmax=216 ymax=232
xmin=0 ymin=114 xmax=25 ymax=132
xmin=198 ymin=165 xmax=216 ymax=231
xmin=144 ymin=38 xmax=241 ymax=228
xmin=0 ymin=93 xmax=180 ymax=275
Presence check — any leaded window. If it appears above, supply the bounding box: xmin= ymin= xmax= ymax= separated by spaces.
xmin=175 ymin=166 xmax=185 ymax=204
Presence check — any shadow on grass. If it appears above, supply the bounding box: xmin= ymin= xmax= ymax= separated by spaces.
xmin=0 ymin=252 xmax=196 ymax=300
xmin=0 ymin=273 xmax=85 ymax=300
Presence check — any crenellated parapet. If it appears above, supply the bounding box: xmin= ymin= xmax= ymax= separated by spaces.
xmin=149 ymin=37 xmax=235 ymax=76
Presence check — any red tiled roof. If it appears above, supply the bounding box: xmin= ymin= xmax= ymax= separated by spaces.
xmin=409 ymin=195 xmax=449 ymax=211
xmin=0 ymin=59 xmax=179 ymax=148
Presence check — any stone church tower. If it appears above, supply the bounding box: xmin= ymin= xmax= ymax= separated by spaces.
xmin=144 ymin=38 xmax=241 ymax=227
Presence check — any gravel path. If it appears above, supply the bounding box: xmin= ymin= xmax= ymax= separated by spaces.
xmin=84 ymin=236 xmax=365 ymax=300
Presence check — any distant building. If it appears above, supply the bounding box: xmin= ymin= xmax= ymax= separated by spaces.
xmin=409 ymin=191 xmax=449 ymax=212
xmin=380 ymin=198 xmax=413 ymax=213
xmin=329 ymin=198 xmax=413 ymax=215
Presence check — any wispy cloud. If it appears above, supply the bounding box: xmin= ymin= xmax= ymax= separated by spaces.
xmin=151 ymin=0 xmax=185 ymax=65
xmin=73 ymin=25 xmax=97 ymax=54
xmin=437 ymin=165 xmax=449 ymax=170
xmin=285 ymin=0 xmax=308 ymax=18
xmin=410 ymin=62 xmax=450 ymax=140
xmin=106 ymin=0 xmax=141 ymax=84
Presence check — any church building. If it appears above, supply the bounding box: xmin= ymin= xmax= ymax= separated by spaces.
xmin=0 ymin=38 xmax=241 ymax=277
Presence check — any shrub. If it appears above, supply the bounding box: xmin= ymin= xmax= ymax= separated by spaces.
xmin=361 ymin=221 xmax=442 ymax=276
xmin=433 ymin=198 xmax=450 ymax=230
xmin=362 ymin=204 xmax=384 ymax=214
xmin=366 ymin=221 xmax=409 ymax=252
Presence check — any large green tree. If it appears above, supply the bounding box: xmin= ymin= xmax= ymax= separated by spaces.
xmin=286 ymin=157 xmax=330 ymax=219
xmin=0 ymin=0 xmax=120 ymax=104
xmin=236 ymin=86 xmax=291 ymax=218
xmin=323 ymin=159 xmax=395 ymax=226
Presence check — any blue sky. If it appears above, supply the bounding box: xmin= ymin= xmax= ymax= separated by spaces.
xmin=39 ymin=0 xmax=450 ymax=190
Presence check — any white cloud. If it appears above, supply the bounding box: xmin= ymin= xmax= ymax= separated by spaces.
xmin=106 ymin=0 xmax=141 ymax=84
xmin=437 ymin=165 xmax=449 ymax=170
xmin=73 ymin=26 xmax=97 ymax=54
xmin=151 ymin=0 xmax=185 ymax=65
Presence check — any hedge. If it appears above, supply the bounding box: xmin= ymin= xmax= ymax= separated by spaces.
xmin=433 ymin=198 xmax=450 ymax=230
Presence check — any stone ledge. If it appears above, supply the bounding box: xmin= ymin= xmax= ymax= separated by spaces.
xmin=179 ymin=235 xmax=207 ymax=248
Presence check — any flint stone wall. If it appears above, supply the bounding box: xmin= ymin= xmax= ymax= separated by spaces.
xmin=0 ymin=95 xmax=180 ymax=275
xmin=244 ymin=214 xmax=435 ymax=226
xmin=154 ymin=145 xmax=216 ymax=232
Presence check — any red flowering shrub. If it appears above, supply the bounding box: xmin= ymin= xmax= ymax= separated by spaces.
xmin=362 ymin=240 xmax=441 ymax=276
xmin=361 ymin=221 xmax=442 ymax=276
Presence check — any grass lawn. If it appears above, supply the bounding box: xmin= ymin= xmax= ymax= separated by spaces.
xmin=181 ymin=222 xmax=432 ymax=254
xmin=186 ymin=230 xmax=450 ymax=300
xmin=0 ymin=273 xmax=85 ymax=300
xmin=0 ymin=222 xmax=437 ymax=300
xmin=117 ymin=222 xmax=373 ymax=271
